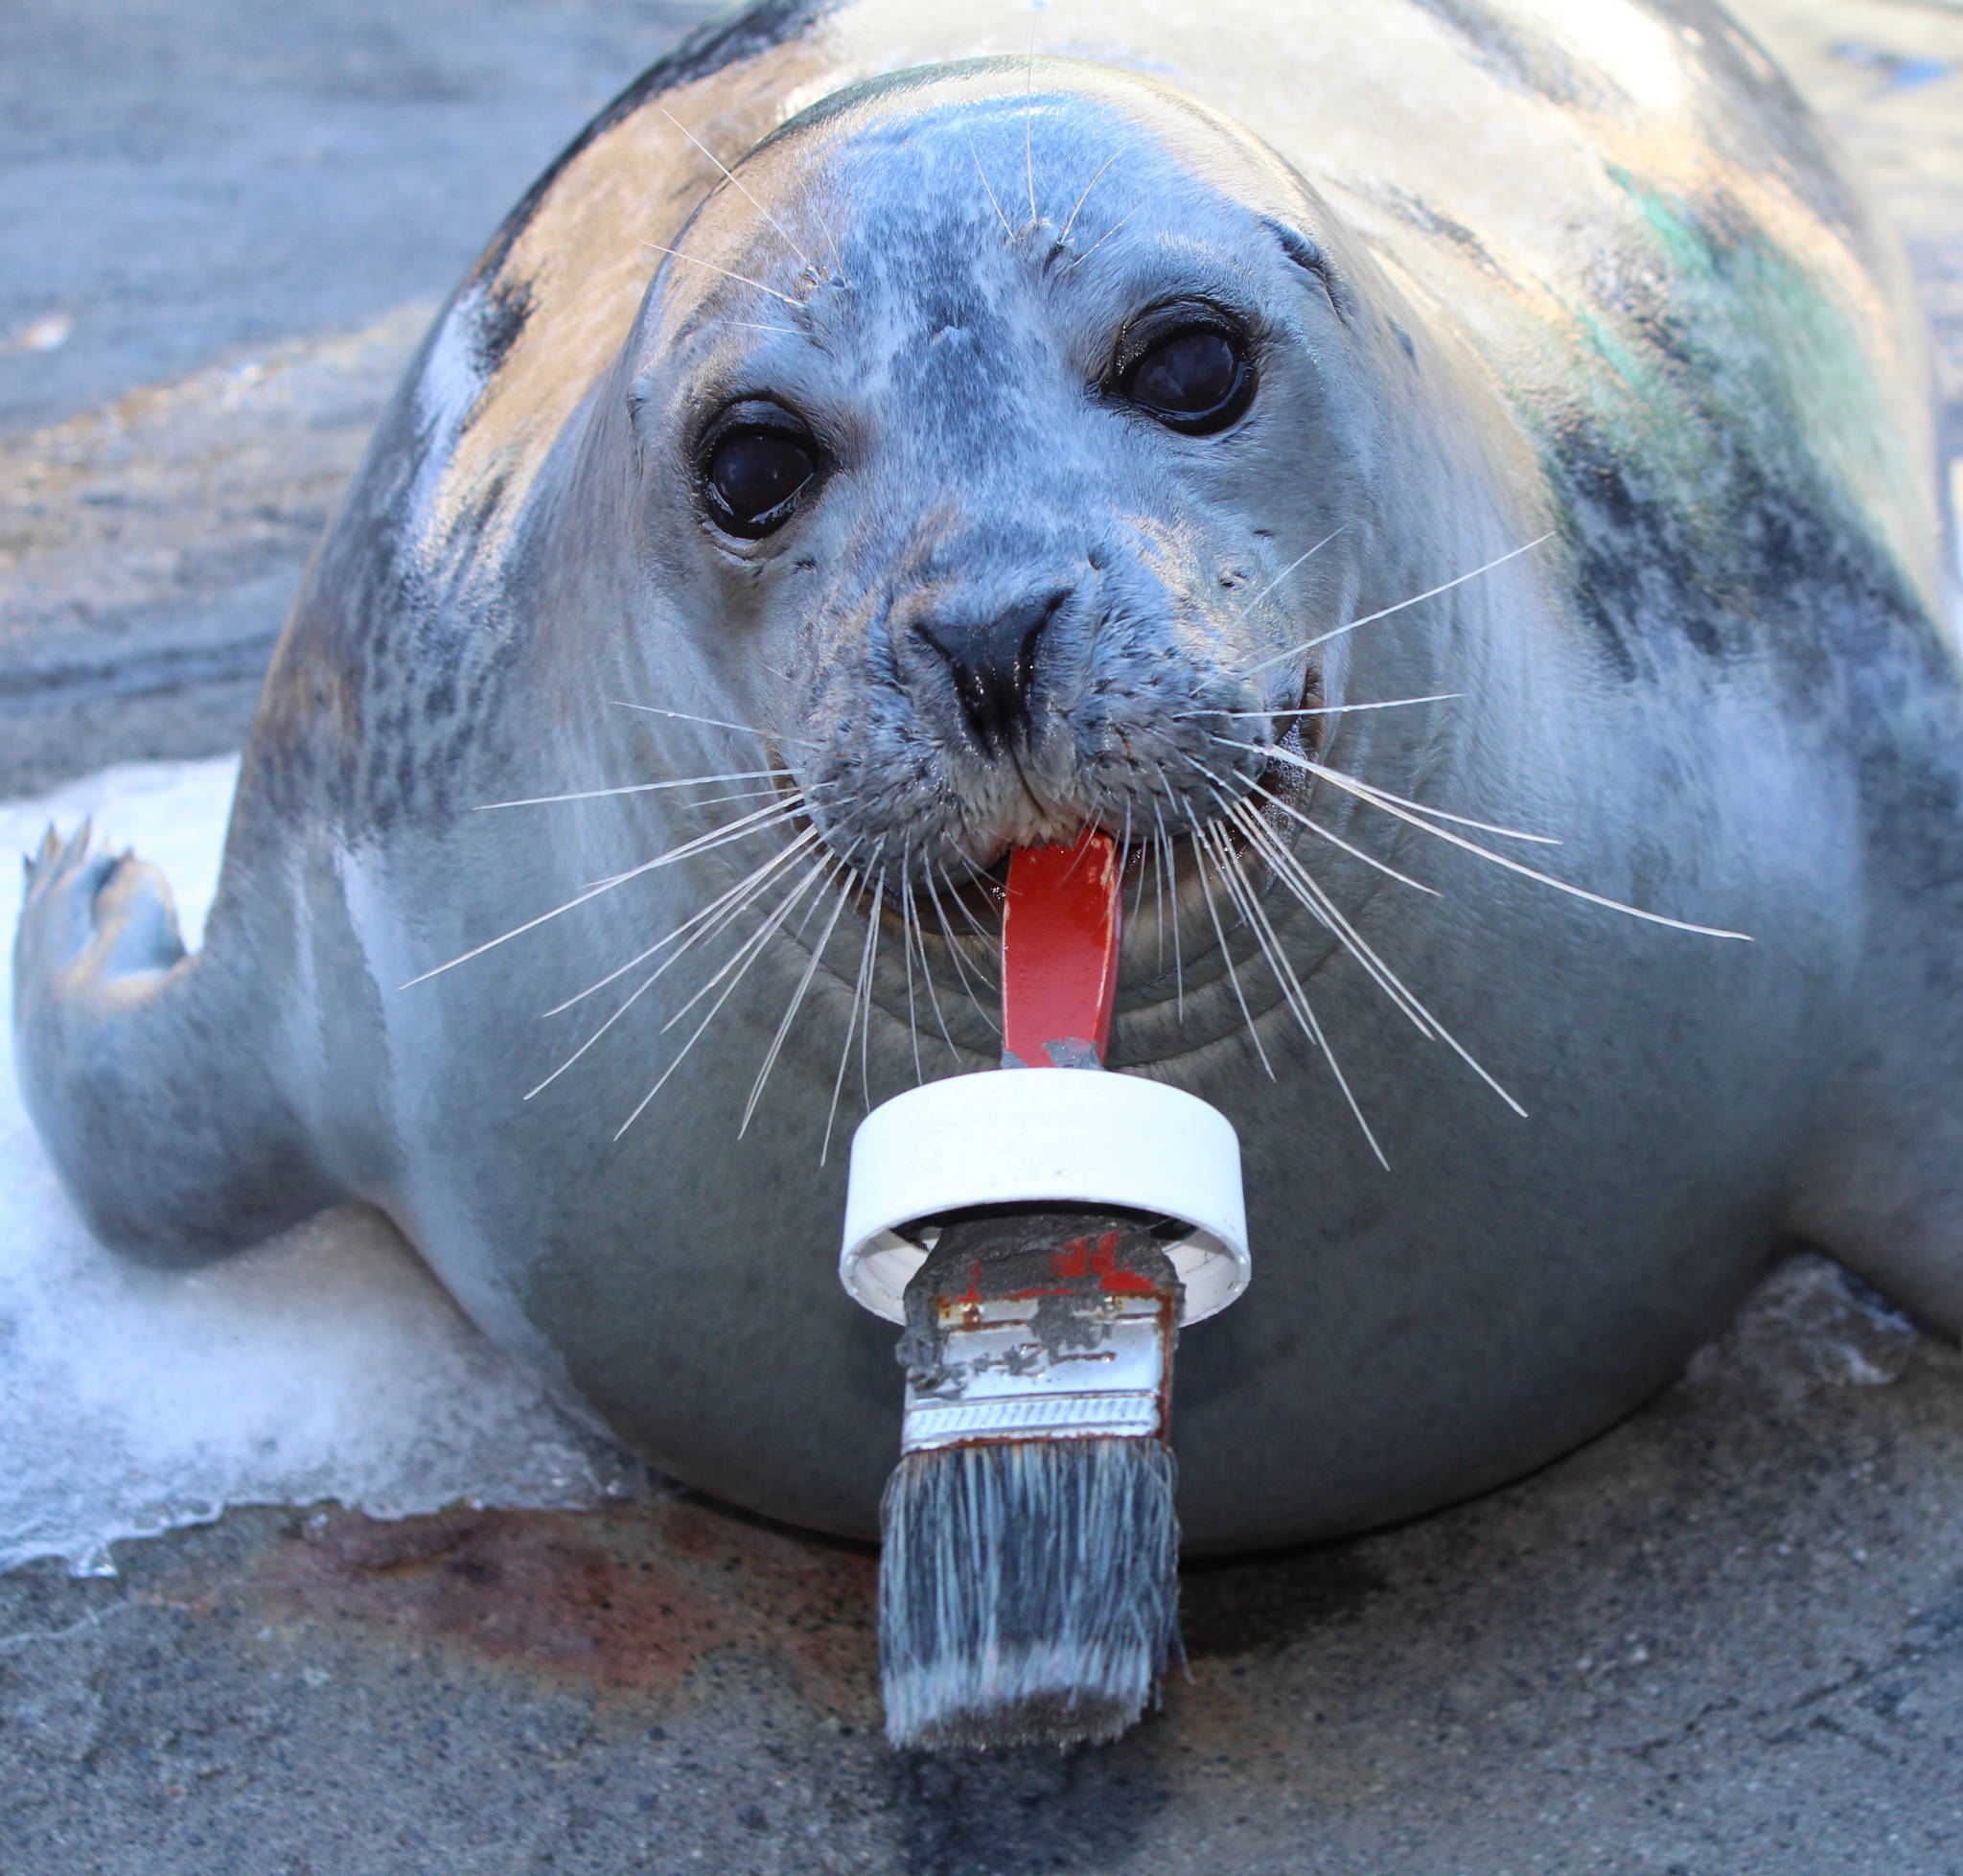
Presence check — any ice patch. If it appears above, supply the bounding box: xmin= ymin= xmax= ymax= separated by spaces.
xmin=1683 ymin=1251 xmax=1924 ymax=1404
xmin=0 ymin=757 xmax=648 ymax=1579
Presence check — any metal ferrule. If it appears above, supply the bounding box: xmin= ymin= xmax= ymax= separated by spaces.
xmin=898 ymin=1286 xmax=1169 ymax=1451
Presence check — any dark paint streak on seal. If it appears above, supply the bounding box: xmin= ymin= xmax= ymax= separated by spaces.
xmin=1551 ymin=409 xmax=1929 ymax=688
xmin=468 ymin=277 xmax=536 ymax=380
xmin=1403 ymin=0 xmax=1599 ymax=108
xmin=1370 ymin=184 xmax=1510 ymax=279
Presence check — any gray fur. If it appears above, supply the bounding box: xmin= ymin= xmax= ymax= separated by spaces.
xmin=12 ymin=3 xmax=1963 ymax=1559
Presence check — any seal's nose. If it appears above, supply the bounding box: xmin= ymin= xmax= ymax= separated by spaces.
xmin=914 ymin=591 xmax=1065 ymax=757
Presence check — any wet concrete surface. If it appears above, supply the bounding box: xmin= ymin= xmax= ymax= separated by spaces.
xmin=5 ymin=2 xmax=1963 ymax=1871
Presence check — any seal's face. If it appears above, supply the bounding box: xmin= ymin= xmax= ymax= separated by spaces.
xmin=627 ymin=69 xmax=1388 ymax=894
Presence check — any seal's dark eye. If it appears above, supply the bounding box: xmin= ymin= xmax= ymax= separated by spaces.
xmin=704 ymin=428 xmax=817 ymax=538
xmin=1122 ymin=328 xmax=1254 ymax=435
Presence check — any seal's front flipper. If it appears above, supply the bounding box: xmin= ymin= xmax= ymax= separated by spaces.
xmin=12 ymin=822 xmax=340 ymax=1268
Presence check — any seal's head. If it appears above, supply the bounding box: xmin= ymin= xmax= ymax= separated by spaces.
xmin=621 ymin=62 xmax=1448 ymax=905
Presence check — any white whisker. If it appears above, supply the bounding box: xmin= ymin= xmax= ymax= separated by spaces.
xmin=609 ymin=700 xmax=815 ymax=748
xmin=1150 ymin=799 xmax=1182 ymax=1016
xmin=926 ymin=864 xmax=1001 ymax=1036
xmin=1189 ymin=822 xmax=1276 ymax=1079
xmin=1148 ymin=817 xmax=1166 ymax=976
xmin=1175 ymin=694 xmax=1464 ymax=722
xmin=553 ymin=787 xmax=785 ymax=854
xmin=656 ymin=857 xmax=832 ymax=1038
xmin=641 ymin=240 xmax=804 ymax=309
xmin=663 ymin=785 xmax=791 ymax=815
xmin=661 ymin=108 xmax=817 ymax=273
xmin=1257 ymin=746 xmax=1753 ymax=939
xmin=1223 ymin=793 xmax=1527 ymax=1117
xmin=525 ymin=831 xmax=824 ymax=1096
xmin=538 ymin=845 xmax=819 ymax=1106
xmin=899 ymin=850 xmax=923 ymax=1085
xmin=1202 ymin=821 xmax=1387 ymax=1166
xmin=742 ymin=861 xmax=859 ymax=1136
xmin=967 ymin=138 xmax=1016 ymax=241
xmin=823 ymin=866 xmax=887 ymax=1165
xmin=473 ymin=768 xmax=782 ymax=811
xmin=1115 ymin=801 xmax=1148 ymax=961
xmin=809 ymin=186 xmax=849 ymax=283
xmin=942 ymin=857 xmax=1003 ymax=945
xmin=1024 ymin=34 xmax=1039 ymax=229
xmin=860 ymin=869 xmax=886 ymax=1112
xmin=528 ymin=984 xmax=653 ymax=1100
xmin=904 ymin=873 xmax=960 ymax=1070
xmin=1181 ymin=752 xmax=1441 ymax=900
xmin=1213 ymin=737 xmax=1556 ymax=844
xmin=1233 ymin=525 xmax=1347 ymax=630
xmin=612 ymin=861 xmax=830 ymax=1142
xmin=793 ymin=835 xmax=864 ymax=943
xmin=542 ymin=823 xmax=820 ymax=1021
xmin=1242 ymin=776 xmax=1440 ymax=896
xmin=1229 ymin=799 xmax=1433 ymax=1034
xmin=1216 ymin=788 xmax=1467 ymax=1067
xmin=1065 ymin=210 xmax=1132 ymax=270
xmin=576 ymin=797 xmax=807 ymax=894
xmin=400 ymin=797 xmax=801 ymax=989
xmin=1058 ymin=152 xmax=1120 ymax=247
xmin=1244 ymin=534 xmax=1554 ymax=677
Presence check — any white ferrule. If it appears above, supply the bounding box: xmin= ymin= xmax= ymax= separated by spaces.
xmin=839 ymin=1069 xmax=1250 ymax=1326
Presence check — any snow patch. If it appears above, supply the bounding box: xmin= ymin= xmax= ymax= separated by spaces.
xmin=0 ymin=757 xmax=647 ymax=1578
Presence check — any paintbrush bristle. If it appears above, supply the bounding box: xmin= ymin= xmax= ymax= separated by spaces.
xmin=878 ymin=1435 xmax=1180 ymax=1750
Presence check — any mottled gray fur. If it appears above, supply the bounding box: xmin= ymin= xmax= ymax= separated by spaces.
xmin=12 ymin=6 xmax=1963 ymax=1551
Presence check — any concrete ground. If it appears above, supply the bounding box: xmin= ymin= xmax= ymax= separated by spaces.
xmin=4 ymin=1 xmax=1963 ymax=1870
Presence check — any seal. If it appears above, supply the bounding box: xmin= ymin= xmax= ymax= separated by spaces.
xmin=13 ymin=0 xmax=1962 ymax=1551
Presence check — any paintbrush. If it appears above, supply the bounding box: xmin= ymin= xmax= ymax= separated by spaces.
xmin=839 ymin=831 xmax=1248 ymax=1749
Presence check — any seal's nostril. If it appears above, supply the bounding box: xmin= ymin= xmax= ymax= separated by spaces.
xmin=952 ymin=652 xmax=1024 ymax=755
xmin=919 ymin=591 xmax=1065 ymax=757
xmin=949 ymin=660 xmax=991 ymax=741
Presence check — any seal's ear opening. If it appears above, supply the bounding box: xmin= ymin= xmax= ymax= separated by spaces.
xmin=624 ymin=368 xmax=660 ymax=476
xmin=1261 ymin=217 xmax=1353 ymax=324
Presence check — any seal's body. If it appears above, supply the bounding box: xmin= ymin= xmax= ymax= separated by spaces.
xmin=15 ymin=0 xmax=1961 ymax=1549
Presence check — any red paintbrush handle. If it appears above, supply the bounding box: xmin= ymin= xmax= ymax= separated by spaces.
xmin=1001 ymin=830 xmax=1123 ymax=1069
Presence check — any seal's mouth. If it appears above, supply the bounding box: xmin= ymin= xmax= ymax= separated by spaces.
xmin=757 ymin=726 xmax=1327 ymax=1059
xmin=789 ymin=737 xmax=1311 ymax=934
